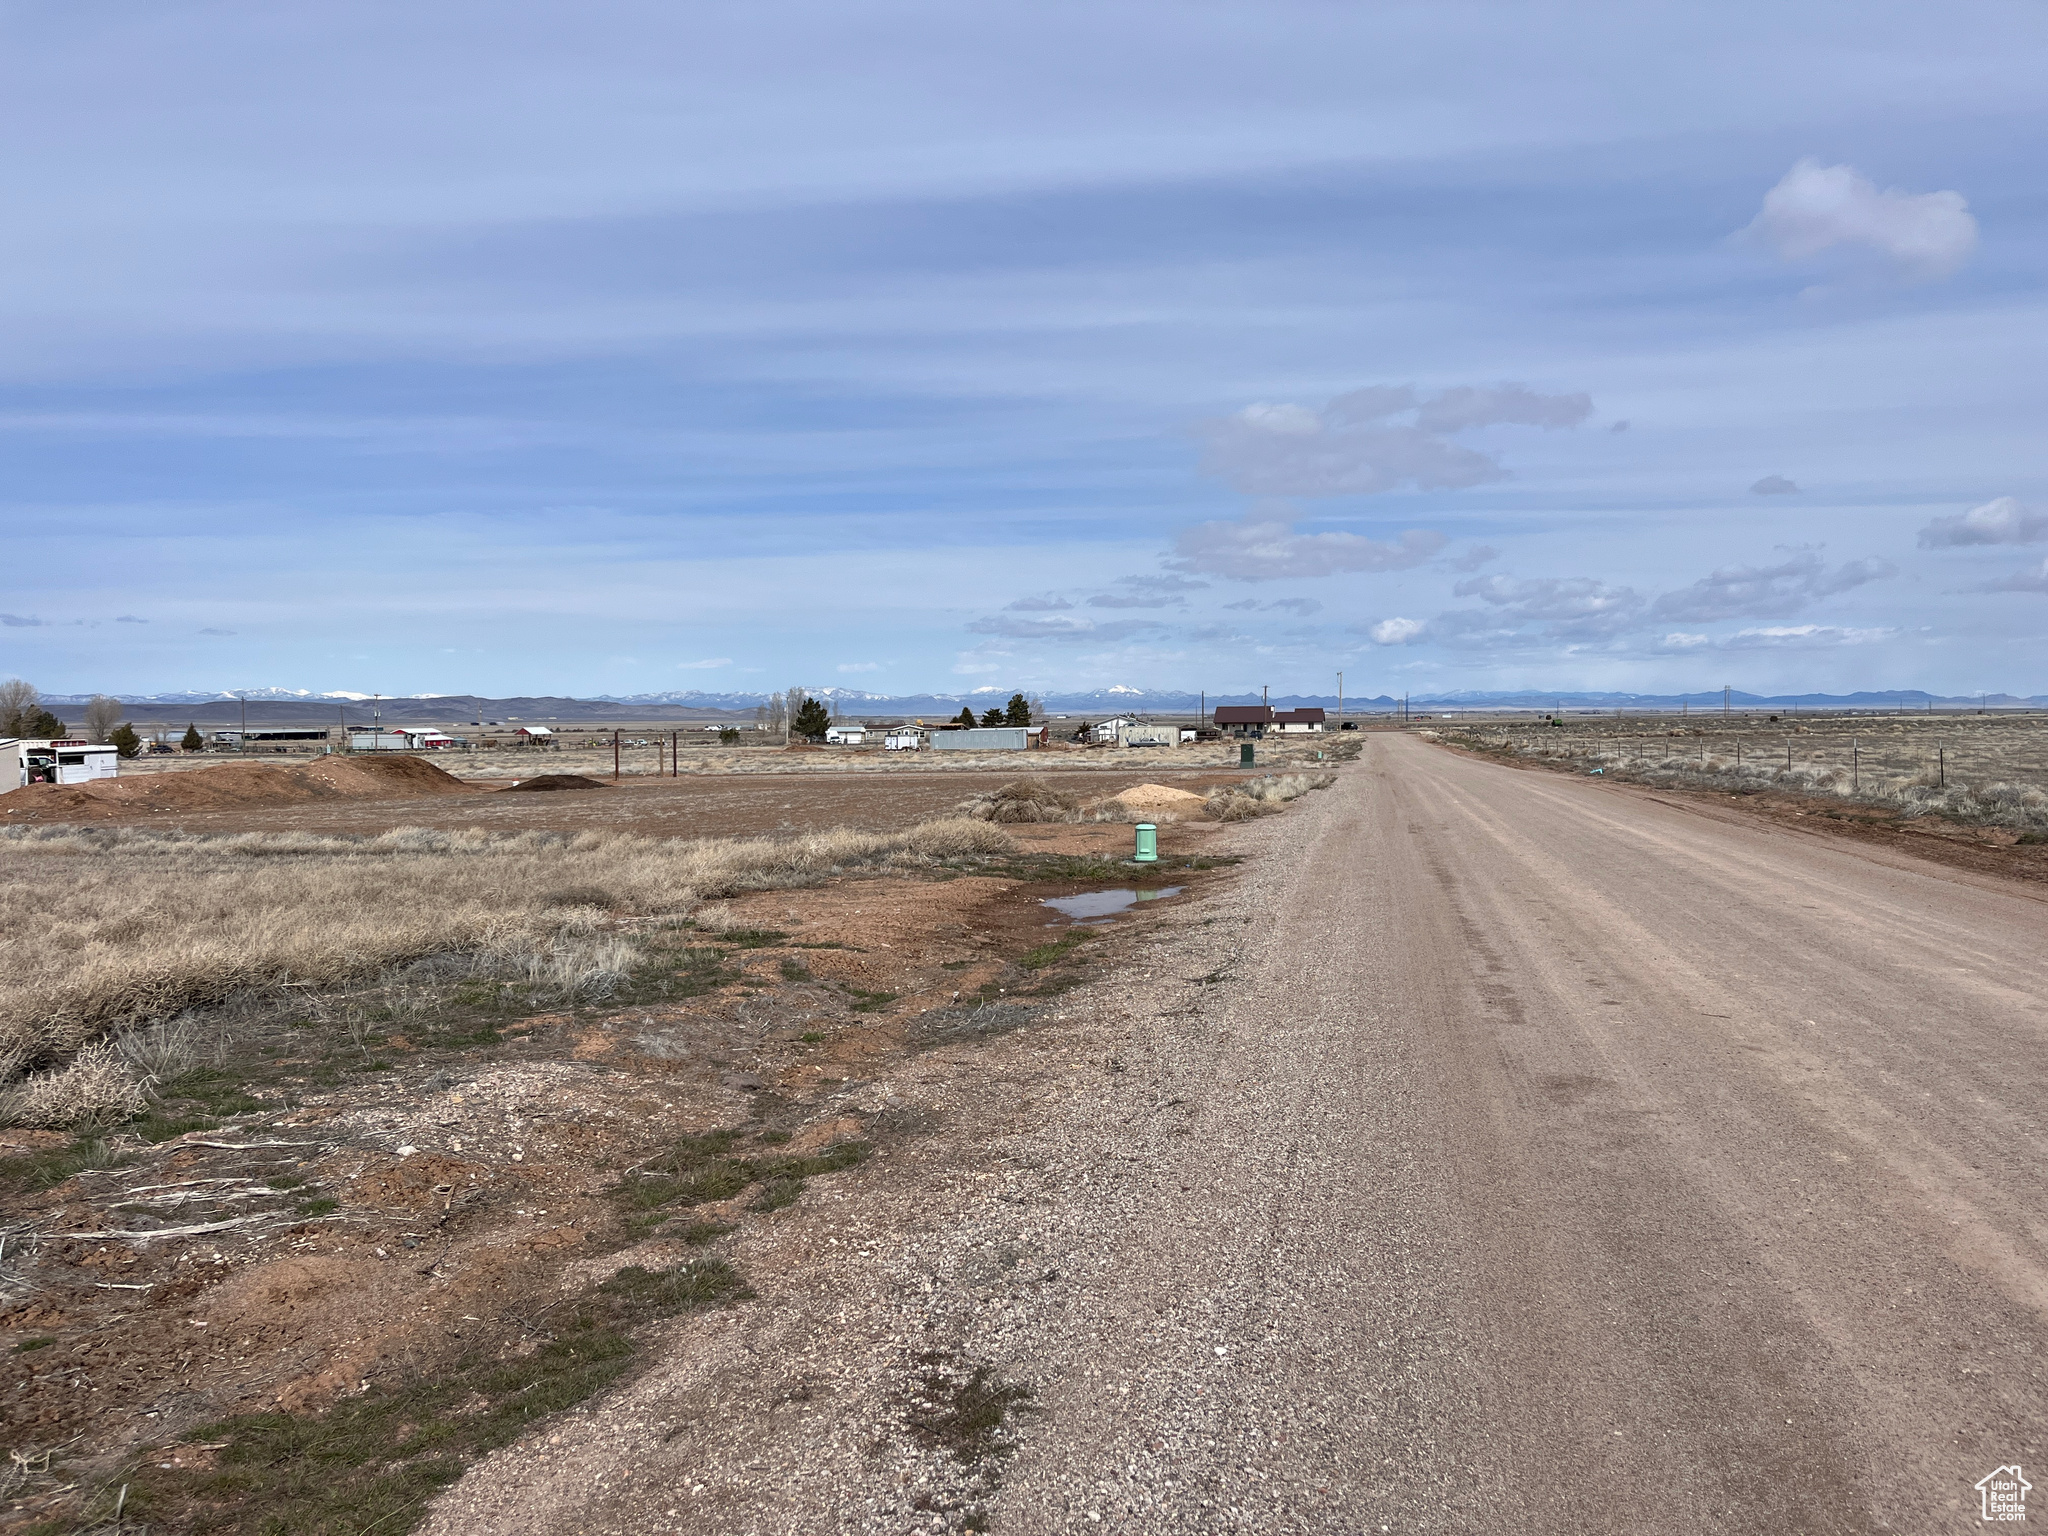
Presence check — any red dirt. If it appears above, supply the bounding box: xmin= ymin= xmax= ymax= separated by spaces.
xmin=0 ymin=755 xmax=470 ymax=824
xmin=498 ymin=774 xmax=611 ymax=792
xmin=0 ymin=766 xmax=1255 ymax=839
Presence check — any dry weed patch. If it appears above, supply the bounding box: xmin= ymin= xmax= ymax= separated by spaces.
xmin=0 ymin=817 xmax=1013 ymax=1117
xmin=1434 ymin=716 xmax=2048 ymax=831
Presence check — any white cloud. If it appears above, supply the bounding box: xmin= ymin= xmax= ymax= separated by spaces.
xmin=1658 ymin=632 xmax=1710 ymax=650
xmin=1750 ymin=475 xmax=1800 ymax=495
xmin=1744 ymin=159 xmax=1977 ymax=279
xmin=1200 ymin=382 xmax=1592 ymax=497
xmin=835 ymin=661 xmax=881 ymax=673
xmin=1368 ymin=617 xmax=1426 ymax=645
xmin=967 ymin=612 xmax=1164 ymax=642
xmin=675 ymin=656 xmax=733 ymax=669
xmin=1979 ymin=558 xmax=2048 ymax=594
xmin=1167 ymin=510 xmax=1444 ymax=581
xmin=1448 ymin=544 xmax=1500 ymax=572
xmin=1648 ymin=548 xmax=1893 ymax=623
xmin=1919 ymin=496 xmax=2048 ymax=548
xmin=1724 ymin=624 xmax=1894 ymax=648
xmin=1451 ymin=573 xmax=1645 ymax=638
xmin=1004 ymin=594 xmax=1073 ymax=611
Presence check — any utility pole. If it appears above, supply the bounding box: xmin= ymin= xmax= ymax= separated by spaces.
xmin=237 ymin=692 xmax=246 ymax=754
xmin=1723 ymin=684 xmax=1731 ymax=714
xmin=1337 ymin=671 xmax=1344 ymax=729
xmin=1200 ymin=689 xmax=1206 ymax=728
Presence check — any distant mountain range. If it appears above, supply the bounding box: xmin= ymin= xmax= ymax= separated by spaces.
xmin=32 ymin=685 xmax=2048 ymax=725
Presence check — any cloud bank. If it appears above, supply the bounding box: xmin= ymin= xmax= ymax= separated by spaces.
xmin=1200 ymin=383 xmax=1592 ymax=497
xmin=1919 ymin=496 xmax=2048 ymax=548
xmin=1168 ymin=511 xmax=1445 ymax=581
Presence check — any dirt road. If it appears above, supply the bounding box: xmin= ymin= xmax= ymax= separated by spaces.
xmin=428 ymin=733 xmax=2047 ymax=1533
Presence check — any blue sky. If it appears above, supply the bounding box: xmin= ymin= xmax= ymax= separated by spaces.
xmin=2 ymin=0 xmax=2044 ymax=699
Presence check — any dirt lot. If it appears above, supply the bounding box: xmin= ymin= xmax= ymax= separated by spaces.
xmin=0 ymin=765 xmax=1265 ymax=839
xmin=0 ymin=803 xmax=1248 ymax=1534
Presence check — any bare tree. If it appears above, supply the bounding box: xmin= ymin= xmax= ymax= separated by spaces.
xmin=0 ymin=678 xmax=37 ymax=736
xmin=83 ymin=695 xmax=123 ymax=743
xmin=783 ymin=686 xmax=804 ymax=745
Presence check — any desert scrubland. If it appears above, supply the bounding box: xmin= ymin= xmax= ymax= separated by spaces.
xmin=1429 ymin=712 xmax=2048 ymax=834
xmin=0 ymin=753 xmax=1335 ymax=1534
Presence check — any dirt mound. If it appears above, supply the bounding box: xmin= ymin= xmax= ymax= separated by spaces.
xmin=0 ymin=755 xmax=471 ymax=823
xmin=1111 ymin=783 xmax=1209 ymax=813
xmin=500 ymin=774 xmax=611 ymax=793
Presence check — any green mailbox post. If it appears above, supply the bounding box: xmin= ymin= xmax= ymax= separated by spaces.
xmin=1133 ymin=822 xmax=1158 ymax=862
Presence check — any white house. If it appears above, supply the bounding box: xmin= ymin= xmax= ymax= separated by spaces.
xmin=824 ymin=724 xmax=868 ymax=745
xmin=4 ymin=738 xmax=119 ymax=788
xmin=405 ymin=731 xmax=462 ymax=750
xmin=884 ymin=726 xmax=928 ymax=751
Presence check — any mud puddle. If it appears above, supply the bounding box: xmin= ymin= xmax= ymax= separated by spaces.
xmin=1041 ymin=885 xmax=1184 ymax=923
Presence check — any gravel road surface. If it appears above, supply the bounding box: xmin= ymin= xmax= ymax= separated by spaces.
xmin=428 ymin=734 xmax=2047 ymax=1534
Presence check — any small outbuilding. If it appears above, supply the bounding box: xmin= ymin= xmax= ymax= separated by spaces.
xmin=215 ymin=727 xmax=330 ymax=747
xmin=883 ymin=727 xmax=928 ymax=751
xmin=824 ymin=724 xmax=868 ymax=745
xmin=4 ymin=738 xmax=119 ymax=788
xmin=931 ymin=726 xmax=1036 ymax=751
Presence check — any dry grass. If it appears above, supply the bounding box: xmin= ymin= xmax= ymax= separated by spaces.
xmin=962 ymin=771 xmax=1337 ymax=827
xmin=1432 ymin=715 xmax=2048 ymax=830
xmin=1203 ymin=772 xmax=1336 ymax=822
xmin=0 ymin=818 xmax=1014 ymax=1108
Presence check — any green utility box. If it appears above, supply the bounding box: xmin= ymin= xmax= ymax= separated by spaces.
xmin=1240 ymin=743 xmax=1255 ymax=767
xmin=1133 ymin=822 xmax=1158 ymax=862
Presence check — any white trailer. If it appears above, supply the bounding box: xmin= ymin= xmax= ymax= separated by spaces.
xmin=3 ymin=738 xmax=119 ymax=788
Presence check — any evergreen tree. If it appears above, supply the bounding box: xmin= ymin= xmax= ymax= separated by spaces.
xmin=980 ymin=707 xmax=1005 ymax=727
xmin=1004 ymin=693 xmax=1031 ymax=726
xmin=954 ymin=706 xmax=976 ymax=728
xmin=26 ymin=708 xmax=65 ymax=738
xmin=181 ymin=722 xmax=204 ymax=752
xmin=108 ymin=723 xmax=142 ymax=759
xmin=793 ymin=697 xmax=831 ymax=740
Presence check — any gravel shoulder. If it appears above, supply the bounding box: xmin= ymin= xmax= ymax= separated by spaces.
xmin=423 ymin=734 xmax=2048 ymax=1534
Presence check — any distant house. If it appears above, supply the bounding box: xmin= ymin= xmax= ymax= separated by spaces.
xmin=824 ymin=724 xmax=867 ymax=745
xmin=1272 ymin=707 xmax=1326 ymax=733
xmin=405 ymin=730 xmax=462 ymax=750
xmin=883 ymin=726 xmax=928 ymax=751
xmin=1213 ymin=705 xmax=1273 ymax=738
